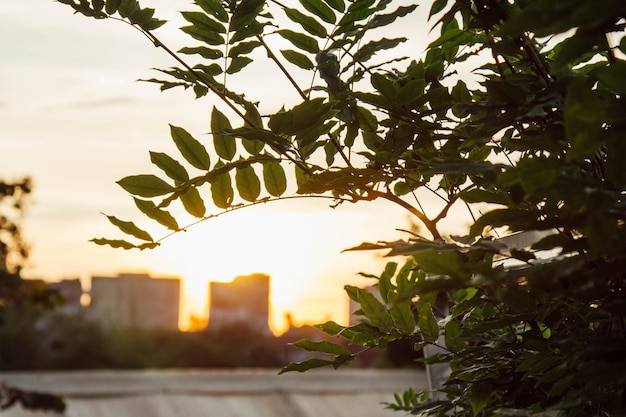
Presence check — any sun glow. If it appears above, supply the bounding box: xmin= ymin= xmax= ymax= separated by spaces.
xmin=144 ymin=200 xmax=401 ymax=334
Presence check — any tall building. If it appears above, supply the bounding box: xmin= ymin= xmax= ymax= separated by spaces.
xmin=88 ymin=273 xmax=180 ymax=330
xmin=207 ymin=273 xmax=271 ymax=335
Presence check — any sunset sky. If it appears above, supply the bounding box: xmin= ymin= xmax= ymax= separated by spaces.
xmin=1 ymin=0 xmax=468 ymax=333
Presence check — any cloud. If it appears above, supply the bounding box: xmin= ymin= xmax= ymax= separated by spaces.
xmin=66 ymin=96 xmax=136 ymax=110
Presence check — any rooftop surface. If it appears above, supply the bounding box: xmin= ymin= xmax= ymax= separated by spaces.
xmin=1 ymin=368 xmax=427 ymax=417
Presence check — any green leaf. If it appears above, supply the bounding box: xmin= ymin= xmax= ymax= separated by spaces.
xmin=279 ymin=358 xmax=335 ymax=374
xmin=315 ymin=320 xmax=347 ymax=336
xmin=378 ymin=262 xmax=397 ymax=304
xmin=389 ymin=298 xmax=416 ymax=335
xmin=194 ymin=63 xmax=223 ymax=77
xmin=118 ymin=0 xmax=136 ymax=18
xmin=460 ymin=189 xmax=512 ymax=206
xmin=299 ymin=0 xmax=335 ymax=24
xmin=242 ymin=138 xmax=264 ymax=155
xmin=230 ymin=20 xmax=265 ymax=43
xmin=366 ymin=6 xmax=418 ymax=30
xmin=149 ymin=151 xmax=190 ymax=182
xmin=429 ymin=0 xmax=446 ymax=17
xmin=226 ymin=56 xmax=253 ymax=74
xmin=181 ymin=25 xmax=224 ymax=45
xmin=180 ymin=186 xmax=206 ymax=218
xmin=370 ymin=73 xmax=396 ymax=100
xmin=235 ymin=165 xmax=261 ymax=201
xmin=417 ymin=302 xmax=439 ymax=343
xmin=230 ymin=0 xmax=265 ymax=32
xmin=179 ymin=46 xmax=223 ymax=59
xmin=90 ymin=238 xmax=136 ymax=250
xmin=413 ymin=249 xmax=468 ymax=279
xmin=129 ymin=7 xmax=155 ymax=24
xmin=262 ymin=160 xmax=287 ymax=196
xmin=280 ymin=49 xmax=315 ymax=70
xmin=470 ymin=385 xmax=491 ymax=416
xmin=170 ymin=125 xmax=211 ymax=170
xmin=227 ymin=41 xmax=261 ymax=58
xmin=211 ymin=107 xmax=236 ymax=161
xmin=295 ymin=165 xmax=311 ymax=191
xmin=444 ymin=320 xmax=465 ymax=352
xmin=284 ymin=8 xmax=328 ymax=38
xmin=133 ymin=198 xmax=179 ymax=230
xmin=292 ymin=339 xmax=353 ymax=356
xmin=105 ymin=0 xmax=121 ymax=14
xmin=277 ymin=29 xmax=320 ymax=54
xmin=353 ymin=37 xmax=407 ymax=63
xmin=139 ymin=18 xmax=166 ymax=31
xmin=321 ymin=0 xmax=344 ymax=12
xmin=595 ymin=60 xmax=626 ymax=94
xmin=337 ymin=0 xmax=377 ymax=30
xmin=268 ymin=97 xmax=333 ymax=135
xmin=117 ymin=174 xmax=175 ymax=197
xmin=105 ymin=215 xmax=153 ymax=241
xmin=196 ymin=0 xmax=229 ymax=23
xmin=209 ymin=170 xmax=234 ymax=209
xmin=182 ymin=13 xmax=227 ymax=34
xmin=346 ymin=285 xmax=393 ymax=333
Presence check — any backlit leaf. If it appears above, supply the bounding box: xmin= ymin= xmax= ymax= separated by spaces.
xmin=277 ymin=29 xmax=319 ymax=54
xmin=284 ymin=8 xmax=328 ymax=38
xmin=196 ymin=0 xmax=228 ymax=22
xmin=180 ymin=186 xmax=206 ymax=218
xmin=210 ymin=170 xmax=234 ymax=209
xmin=429 ymin=0 xmax=447 ymax=17
xmin=149 ymin=151 xmax=190 ymax=182
xmin=134 ymin=198 xmax=179 ymax=230
xmin=118 ymin=0 xmax=136 ymax=18
xmin=90 ymin=238 xmax=136 ymax=250
xmin=346 ymin=285 xmax=393 ymax=333
xmin=227 ymin=41 xmax=261 ymax=58
xmin=211 ymin=107 xmax=236 ymax=161
xmin=105 ymin=215 xmax=153 ymax=241
xmin=181 ymin=25 xmax=224 ymax=45
xmin=353 ymin=38 xmax=407 ymax=63
xmin=322 ymin=0 xmax=344 ymax=12
xmin=262 ymin=160 xmax=287 ymax=196
xmin=299 ymin=0 xmax=335 ymax=24
xmin=389 ymin=297 xmax=417 ymax=335
xmin=292 ymin=339 xmax=353 ymax=356
xmin=235 ymin=165 xmax=261 ymax=201
xmin=365 ymin=5 xmax=418 ymax=30
xmin=417 ymin=302 xmax=439 ymax=343
xmin=117 ymin=174 xmax=175 ymax=197
xmin=230 ymin=0 xmax=265 ymax=32
xmin=178 ymin=46 xmax=223 ymax=59
xmin=226 ymin=56 xmax=253 ymax=74
xmin=170 ymin=125 xmax=211 ymax=170
xmin=280 ymin=50 xmax=315 ymax=70
xmin=279 ymin=358 xmax=335 ymax=374
xmin=105 ymin=0 xmax=121 ymax=14
xmin=413 ymin=249 xmax=468 ymax=279
xmin=242 ymin=138 xmax=264 ymax=155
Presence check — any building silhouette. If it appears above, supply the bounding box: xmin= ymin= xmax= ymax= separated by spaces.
xmin=207 ymin=273 xmax=271 ymax=335
xmin=46 ymin=278 xmax=83 ymax=315
xmin=88 ymin=273 xmax=180 ymax=330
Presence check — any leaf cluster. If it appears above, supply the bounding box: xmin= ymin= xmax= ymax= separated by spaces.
xmin=57 ymin=0 xmax=626 ymax=416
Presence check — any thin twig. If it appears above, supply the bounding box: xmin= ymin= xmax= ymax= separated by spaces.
xmin=257 ymin=34 xmax=308 ymax=100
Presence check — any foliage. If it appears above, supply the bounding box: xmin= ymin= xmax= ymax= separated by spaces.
xmin=0 ymin=179 xmax=67 ymax=412
xmin=0 ymin=178 xmax=31 ymax=315
xmin=58 ymin=0 xmax=626 ymax=415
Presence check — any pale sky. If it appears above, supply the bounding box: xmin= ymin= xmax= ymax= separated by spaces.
xmin=1 ymin=0 xmax=469 ymax=333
